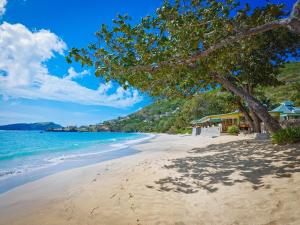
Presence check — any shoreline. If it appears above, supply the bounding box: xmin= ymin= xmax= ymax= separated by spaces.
xmin=0 ymin=132 xmax=155 ymax=194
xmin=0 ymin=133 xmax=299 ymax=225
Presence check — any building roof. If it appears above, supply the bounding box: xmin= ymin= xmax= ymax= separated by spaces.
xmin=271 ymin=101 xmax=300 ymax=114
xmin=191 ymin=111 xmax=242 ymax=125
xmin=192 ymin=117 xmax=222 ymax=124
xmin=192 ymin=109 xmax=281 ymax=125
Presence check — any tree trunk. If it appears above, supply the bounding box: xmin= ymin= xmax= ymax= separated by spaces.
xmin=245 ymin=85 xmax=261 ymax=133
xmin=236 ymin=100 xmax=254 ymax=132
xmin=249 ymin=107 xmax=262 ymax=133
xmin=212 ymin=72 xmax=281 ymax=133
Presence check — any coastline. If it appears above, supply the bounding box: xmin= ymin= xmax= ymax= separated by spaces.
xmin=0 ymin=132 xmax=155 ymax=194
xmin=0 ymin=133 xmax=299 ymax=225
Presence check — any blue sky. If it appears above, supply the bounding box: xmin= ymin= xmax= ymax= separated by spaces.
xmin=0 ymin=0 xmax=296 ymax=126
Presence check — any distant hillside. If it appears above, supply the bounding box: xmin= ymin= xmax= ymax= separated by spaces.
xmin=102 ymin=90 xmax=235 ymax=134
xmin=103 ymin=99 xmax=187 ymax=133
xmin=0 ymin=122 xmax=62 ymax=131
xmin=264 ymin=62 xmax=300 ymax=106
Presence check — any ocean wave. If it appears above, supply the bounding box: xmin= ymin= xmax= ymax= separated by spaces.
xmin=0 ymin=169 xmax=19 ymax=178
xmin=0 ymin=133 xmax=155 ymax=181
xmin=110 ymin=133 xmax=155 ymax=148
xmin=48 ymin=134 xmax=155 ymax=164
xmin=0 ymin=163 xmax=48 ymax=180
xmin=46 ymin=149 xmax=118 ymax=164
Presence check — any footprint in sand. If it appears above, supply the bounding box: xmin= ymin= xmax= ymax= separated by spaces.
xmin=271 ymin=200 xmax=283 ymax=214
xmin=64 ymin=202 xmax=74 ymax=221
xmin=130 ymin=203 xmax=136 ymax=212
xmin=174 ymin=222 xmax=186 ymax=225
xmin=89 ymin=206 xmax=100 ymax=217
xmin=129 ymin=193 xmax=134 ymax=198
xmin=264 ymin=220 xmax=278 ymax=225
xmin=110 ymin=193 xmax=117 ymax=199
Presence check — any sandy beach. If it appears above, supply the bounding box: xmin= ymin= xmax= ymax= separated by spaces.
xmin=0 ymin=134 xmax=299 ymax=225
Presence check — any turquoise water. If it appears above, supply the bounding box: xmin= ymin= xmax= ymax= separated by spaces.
xmin=0 ymin=131 xmax=152 ymax=193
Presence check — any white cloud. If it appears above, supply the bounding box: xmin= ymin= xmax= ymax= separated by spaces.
xmin=0 ymin=22 xmax=142 ymax=107
xmin=0 ymin=0 xmax=7 ymax=16
xmin=98 ymin=81 xmax=112 ymax=94
xmin=64 ymin=67 xmax=89 ymax=80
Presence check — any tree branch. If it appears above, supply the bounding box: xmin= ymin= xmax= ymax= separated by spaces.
xmin=120 ymin=0 xmax=300 ymax=74
xmin=288 ymin=0 xmax=300 ymax=33
xmin=188 ymin=19 xmax=289 ymax=64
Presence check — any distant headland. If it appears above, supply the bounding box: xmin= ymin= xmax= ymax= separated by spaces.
xmin=0 ymin=122 xmax=62 ymax=131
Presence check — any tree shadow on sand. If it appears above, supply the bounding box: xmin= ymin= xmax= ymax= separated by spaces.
xmin=153 ymin=140 xmax=300 ymax=194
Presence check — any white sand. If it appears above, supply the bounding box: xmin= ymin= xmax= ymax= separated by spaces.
xmin=0 ymin=134 xmax=299 ymax=225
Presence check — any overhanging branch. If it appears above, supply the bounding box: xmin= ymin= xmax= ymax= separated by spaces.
xmin=188 ymin=19 xmax=289 ymax=64
xmin=121 ymin=0 xmax=300 ymax=74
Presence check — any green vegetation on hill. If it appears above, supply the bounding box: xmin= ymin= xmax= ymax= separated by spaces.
xmin=264 ymin=62 xmax=300 ymax=106
xmin=103 ymin=62 xmax=300 ymax=134
xmin=103 ymin=90 xmax=236 ymax=134
xmin=103 ymin=99 xmax=185 ymax=133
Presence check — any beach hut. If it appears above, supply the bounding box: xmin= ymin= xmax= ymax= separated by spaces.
xmin=270 ymin=101 xmax=300 ymax=121
xmin=191 ymin=101 xmax=300 ymax=135
xmin=192 ymin=111 xmax=249 ymax=133
xmin=192 ymin=110 xmax=281 ymax=135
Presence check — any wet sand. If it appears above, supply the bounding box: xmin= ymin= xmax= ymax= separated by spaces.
xmin=0 ymin=134 xmax=299 ymax=225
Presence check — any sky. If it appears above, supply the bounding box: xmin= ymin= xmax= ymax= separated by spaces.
xmin=0 ymin=0 xmax=296 ymax=126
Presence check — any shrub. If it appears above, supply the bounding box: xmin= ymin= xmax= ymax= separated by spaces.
xmin=227 ymin=125 xmax=239 ymax=135
xmin=272 ymin=126 xmax=300 ymax=145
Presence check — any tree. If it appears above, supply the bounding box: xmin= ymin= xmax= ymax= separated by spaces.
xmin=219 ymin=15 xmax=300 ymax=132
xmin=67 ymin=0 xmax=300 ymax=133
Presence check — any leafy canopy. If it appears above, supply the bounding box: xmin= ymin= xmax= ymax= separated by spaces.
xmin=67 ymin=0 xmax=300 ymax=98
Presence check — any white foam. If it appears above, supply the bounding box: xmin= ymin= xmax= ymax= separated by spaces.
xmin=110 ymin=134 xmax=155 ymax=148
xmin=47 ymin=134 xmax=155 ymax=164
xmin=0 ymin=134 xmax=155 ymax=181
xmin=0 ymin=163 xmax=51 ymax=181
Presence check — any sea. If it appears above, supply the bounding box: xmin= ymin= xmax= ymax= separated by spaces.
xmin=0 ymin=130 xmax=153 ymax=194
